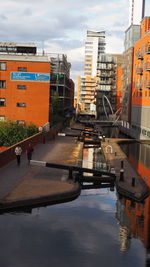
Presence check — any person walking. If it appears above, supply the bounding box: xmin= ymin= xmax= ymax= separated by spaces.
xmin=26 ymin=143 xmax=34 ymax=164
xmin=14 ymin=145 xmax=22 ymax=166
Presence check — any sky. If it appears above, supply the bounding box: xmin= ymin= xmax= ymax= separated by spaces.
xmin=0 ymin=0 xmax=149 ymax=90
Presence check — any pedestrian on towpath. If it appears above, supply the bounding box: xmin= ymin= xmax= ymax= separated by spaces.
xmin=14 ymin=145 xmax=22 ymax=166
xmin=26 ymin=143 xmax=34 ymax=164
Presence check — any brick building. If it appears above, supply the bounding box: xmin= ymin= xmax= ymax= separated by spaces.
xmin=131 ymin=17 xmax=150 ymax=139
xmin=0 ymin=43 xmax=74 ymax=128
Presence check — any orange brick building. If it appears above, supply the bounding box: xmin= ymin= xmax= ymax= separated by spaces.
xmin=0 ymin=45 xmax=51 ymax=127
xmin=131 ymin=17 xmax=150 ymax=139
xmin=116 ymin=64 xmax=123 ymax=112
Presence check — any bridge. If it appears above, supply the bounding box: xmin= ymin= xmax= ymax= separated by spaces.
xmin=78 ymin=120 xmax=122 ymax=126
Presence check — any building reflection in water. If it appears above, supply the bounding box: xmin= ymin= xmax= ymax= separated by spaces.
xmin=116 ymin=142 xmax=150 ymax=264
xmin=116 ymin=194 xmax=150 ymax=265
xmin=116 ymin=196 xmax=131 ymax=252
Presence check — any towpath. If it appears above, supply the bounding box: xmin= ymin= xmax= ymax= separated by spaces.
xmin=0 ymin=125 xmax=83 ymax=211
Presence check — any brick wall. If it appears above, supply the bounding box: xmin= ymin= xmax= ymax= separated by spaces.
xmin=0 ymin=124 xmax=63 ymax=168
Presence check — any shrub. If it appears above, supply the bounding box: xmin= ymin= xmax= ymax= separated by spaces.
xmin=0 ymin=120 xmax=38 ymax=146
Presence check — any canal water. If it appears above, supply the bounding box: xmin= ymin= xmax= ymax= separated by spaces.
xmin=0 ymin=144 xmax=149 ymax=267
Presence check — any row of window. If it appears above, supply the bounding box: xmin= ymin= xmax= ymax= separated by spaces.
xmin=84 ymin=68 xmax=91 ymax=71
xmin=85 ymin=59 xmax=92 ymax=62
xmin=136 ymin=44 xmax=150 ymax=59
xmin=0 ymin=116 xmax=25 ymax=125
xmin=132 ymin=90 xmax=150 ymax=98
xmin=0 ymin=98 xmax=26 ymax=107
xmin=84 ymin=72 xmax=91 ymax=76
xmin=85 ymin=50 xmax=93 ymax=54
xmin=97 ymin=85 xmax=111 ymax=90
xmin=131 ymin=124 xmax=150 ymax=138
xmin=0 ymin=80 xmax=27 ymax=89
xmin=0 ymin=62 xmax=27 ymax=72
xmin=97 ymin=63 xmax=114 ymax=69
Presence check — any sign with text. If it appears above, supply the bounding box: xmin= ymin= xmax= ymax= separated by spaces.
xmin=0 ymin=43 xmax=36 ymax=54
xmin=11 ymin=72 xmax=50 ymax=82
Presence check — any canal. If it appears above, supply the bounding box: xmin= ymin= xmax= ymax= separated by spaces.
xmin=0 ymin=143 xmax=149 ymax=267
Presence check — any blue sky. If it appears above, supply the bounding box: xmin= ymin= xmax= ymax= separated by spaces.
xmin=0 ymin=0 xmax=149 ymax=89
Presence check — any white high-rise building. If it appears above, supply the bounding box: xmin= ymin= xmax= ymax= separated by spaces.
xmin=129 ymin=0 xmax=144 ymax=25
xmin=84 ymin=30 xmax=105 ymax=77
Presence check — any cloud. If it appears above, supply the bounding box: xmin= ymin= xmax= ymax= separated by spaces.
xmin=106 ymin=35 xmax=124 ymax=54
xmin=0 ymin=0 xmax=148 ymax=88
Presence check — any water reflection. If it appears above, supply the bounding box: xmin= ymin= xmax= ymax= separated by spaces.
xmin=0 ymin=190 xmax=147 ymax=266
xmin=116 ymin=194 xmax=150 ymax=265
xmin=0 ymin=143 xmax=149 ymax=266
xmin=118 ymin=142 xmax=150 ymax=265
xmin=121 ymin=142 xmax=150 ymax=187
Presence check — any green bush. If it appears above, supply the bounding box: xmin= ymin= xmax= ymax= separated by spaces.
xmin=0 ymin=120 xmax=38 ymax=146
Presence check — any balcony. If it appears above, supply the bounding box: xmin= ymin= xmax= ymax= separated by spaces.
xmin=145 ymin=62 xmax=150 ymax=71
xmin=136 ymin=67 xmax=143 ymax=75
xmin=136 ymin=51 xmax=143 ymax=60
xmin=81 ymin=96 xmax=95 ymax=101
xmin=96 ymin=86 xmax=111 ymax=91
xmin=81 ymin=80 xmax=95 ymax=83
xmin=136 ymin=83 xmax=142 ymax=90
xmin=98 ymin=72 xmax=115 ymax=78
xmin=146 ymin=46 xmax=150 ymax=54
xmin=97 ymin=66 xmax=114 ymax=71
xmin=81 ymin=84 xmax=96 ymax=87
xmin=144 ymin=81 xmax=150 ymax=89
xmin=81 ymin=89 xmax=95 ymax=93
xmin=81 ymin=92 xmax=94 ymax=96
xmin=98 ymin=80 xmax=114 ymax=85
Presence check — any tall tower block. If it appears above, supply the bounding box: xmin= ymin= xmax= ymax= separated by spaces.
xmin=129 ymin=0 xmax=144 ymax=25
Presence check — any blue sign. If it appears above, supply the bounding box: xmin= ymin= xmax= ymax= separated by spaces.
xmin=11 ymin=72 xmax=50 ymax=82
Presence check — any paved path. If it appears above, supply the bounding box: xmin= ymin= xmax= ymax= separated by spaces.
xmin=0 ymin=126 xmax=83 ymax=211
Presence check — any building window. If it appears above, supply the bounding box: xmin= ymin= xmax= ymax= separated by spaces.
xmin=18 ymin=67 xmax=27 ymax=72
xmin=0 ymin=62 xmax=6 ymax=71
xmin=0 ymin=80 xmax=6 ymax=88
xmin=85 ymin=46 xmax=93 ymax=49
xmin=142 ymin=129 xmax=147 ymax=135
xmin=17 ymin=120 xmax=25 ymax=125
xmin=16 ymin=102 xmax=26 ymax=107
xmin=85 ymin=68 xmax=91 ymax=71
xmin=0 ymin=116 xmax=5 ymax=121
xmin=17 ymin=85 xmax=26 ymax=90
xmin=85 ymin=56 xmax=92 ymax=59
xmin=0 ymin=98 xmax=6 ymax=106
xmin=85 ymin=51 xmax=92 ymax=54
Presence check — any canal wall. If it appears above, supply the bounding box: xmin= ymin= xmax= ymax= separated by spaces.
xmin=101 ymin=138 xmax=149 ymax=202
